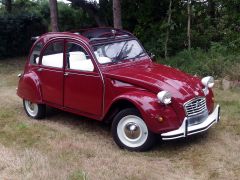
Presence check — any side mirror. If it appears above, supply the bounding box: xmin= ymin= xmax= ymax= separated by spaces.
xmin=149 ymin=52 xmax=156 ymax=62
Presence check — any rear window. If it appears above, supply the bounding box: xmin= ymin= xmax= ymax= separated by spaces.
xmin=41 ymin=41 xmax=64 ymax=68
xmin=29 ymin=41 xmax=43 ymax=65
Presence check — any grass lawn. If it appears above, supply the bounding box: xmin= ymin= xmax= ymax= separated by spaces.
xmin=0 ymin=57 xmax=239 ymax=180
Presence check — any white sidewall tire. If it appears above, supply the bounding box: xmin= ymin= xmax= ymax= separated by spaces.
xmin=23 ymin=99 xmax=46 ymax=119
xmin=24 ymin=100 xmax=39 ymax=117
xmin=117 ymin=115 xmax=148 ymax=148
xmin=112 ymin=108 xmax=156 ymax=151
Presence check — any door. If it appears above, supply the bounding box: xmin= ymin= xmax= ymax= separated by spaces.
xmin=64 ymin=41 xmax=103 ymax=116
xmin=38 ymin=40 xmax=64 ymax=105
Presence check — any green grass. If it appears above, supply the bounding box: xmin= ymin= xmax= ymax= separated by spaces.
xmin=215 ymin=89 xmax=240 ymax=135
xmin=0 ymin=119 xmax=51 ymax=148
xmin=0 ymin=57 xmax=26 ymax=73
xmin=0 ymin=107 xmax=15 ymax=120
xmin=69 ymin=170 xmax=88 ymax=180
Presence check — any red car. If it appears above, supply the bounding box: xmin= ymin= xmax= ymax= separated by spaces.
xmin=17 ymin=28 xmax=220 ymax=151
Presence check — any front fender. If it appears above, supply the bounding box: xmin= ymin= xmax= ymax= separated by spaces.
xmin=110 ymin=91 xmax=180 ymax=134
xmin=17 ymin=71 xmax=43 ymax=103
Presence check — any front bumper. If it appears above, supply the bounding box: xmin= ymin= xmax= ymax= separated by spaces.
xmin=161 ymin=104 xmax=220 ymax=140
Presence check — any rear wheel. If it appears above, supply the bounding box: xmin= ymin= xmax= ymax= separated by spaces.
xmin=112 ymin=108 xmax=156 ymax=151
xmin=23 ymin=99 xmax=46 ymax=119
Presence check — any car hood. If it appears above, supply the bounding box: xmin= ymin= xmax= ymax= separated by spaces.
xmin=103 ymin=62 xmax=205 ymax=103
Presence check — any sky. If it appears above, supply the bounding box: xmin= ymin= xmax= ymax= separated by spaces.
xmin=58 ymin=0 xmax=99 ymax=4
xmin=58 ymin=0 xmax=70 ymax=3
xmin=0 ymin=0 xmax=100 ymax=6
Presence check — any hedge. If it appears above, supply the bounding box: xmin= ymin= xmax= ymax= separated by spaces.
xmin=0 ymin=13 xmax=47 ymax=59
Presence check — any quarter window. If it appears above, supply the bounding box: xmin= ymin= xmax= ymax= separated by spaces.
xmin=66 ymin=42 xmax=94 ymax=72
xmin=42 ymin=41 xmax=64 ymax=68
xmin=29 ymin=41 xmax=43 ymax=64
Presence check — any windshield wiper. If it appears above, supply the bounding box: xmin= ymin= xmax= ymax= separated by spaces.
xmin=131 ymin=51 xmax=146 ymax=59
xmin=113 ymin=42 xmax=129 ymax=62
xmin=112 ymin=51 xmax=146 ymax=63
xmin=112 ymin=55 xmax=129 ymax=63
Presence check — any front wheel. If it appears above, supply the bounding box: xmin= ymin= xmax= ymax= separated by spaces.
xmin=111 ymin=108 xmax=156 ymax=151
xmin=23 ymin=99 xmax=46 ymax=119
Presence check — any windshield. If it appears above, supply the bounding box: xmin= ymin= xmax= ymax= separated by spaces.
xmin=93 ymin=39 xmax=147 ymax=64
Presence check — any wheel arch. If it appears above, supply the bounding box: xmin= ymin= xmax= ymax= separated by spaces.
xmin=103 ymin=90 xmax=179 ymax=134
xmin=17 ymin=71 xmax=43 ymax=103
xmin=103 ymin=98 xmax=139 ymax=123
xmin=103 ymin=91 xmax=156 ymax=124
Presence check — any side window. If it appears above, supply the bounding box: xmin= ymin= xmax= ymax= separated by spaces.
xmin=66 ymin=42 xmax=94 ymax=72
xmin=41 ymin=41 xmax=64 ymax=68
xmin=30 ymin=42 xmax=43 ymax=64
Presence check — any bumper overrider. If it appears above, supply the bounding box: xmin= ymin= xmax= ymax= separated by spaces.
xmin=161 ymin=104 xmax=220 ymax=140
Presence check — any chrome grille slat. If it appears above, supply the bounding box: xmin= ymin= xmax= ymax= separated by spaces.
xmin=186 ymin=102 xmax=205 ymax=107
xmin=187 ymin=105 xmax=205 ymax=109
xmin=187 ymin=105 xmax=206 ymax=112
xmin=184 ymin=97 xmax=207 ymax=117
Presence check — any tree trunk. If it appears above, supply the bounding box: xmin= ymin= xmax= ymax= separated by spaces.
xmin=208 ymin=0 xmax=216 ymax=25
xmin=187 ymin=0 xmax=191 ymax=51
xmin=49 ymin=0 xmax=59 ymax=32
xmin=113 ymin=0 xmax=122 ymax=29
xmin=5 ymin=0 xmax=12 ymax=13
xmin=164 ymin=0 xmax=172 ymax=59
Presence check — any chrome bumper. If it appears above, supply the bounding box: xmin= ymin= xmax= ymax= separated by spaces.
xmin=161 ymin=104 xmax=220 ymax=140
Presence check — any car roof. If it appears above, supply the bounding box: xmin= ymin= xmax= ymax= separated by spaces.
xmin=34 ymin=27 xmax=135 ymax=46
xmin=76 ymin=27 xmax=134 ymax=39
xmin=79 ymin=27 xmax=135 ymax=45
xmin=36 ymin=32 xmax=89 ymax=44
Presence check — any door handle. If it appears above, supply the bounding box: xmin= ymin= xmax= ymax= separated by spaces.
xmin=37 ymin=68 xmax=43 ymax=72
xmin=64 ymin=72 xmax=69 ymax=76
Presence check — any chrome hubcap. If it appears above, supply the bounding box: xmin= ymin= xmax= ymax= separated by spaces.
xmin=117 ymin=115 xmax=148 ymax=148
xmin=124 ymin=122 xmax=141 ymax=139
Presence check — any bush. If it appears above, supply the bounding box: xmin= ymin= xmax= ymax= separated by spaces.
xmin=0 ymin=13 xmax=47 ymax=59
xmin=225 ymin=63 xmax=240 ymax=81
xmin=161 ymin=44 xmax=240 ymax=80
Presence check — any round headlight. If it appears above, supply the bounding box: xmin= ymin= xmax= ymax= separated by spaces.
xmin=157 ymin=91 xmax=172 ymax=105
xmin=201 ymin=76 xmax=214 ymax=88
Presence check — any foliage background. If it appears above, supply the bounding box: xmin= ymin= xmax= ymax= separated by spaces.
xmin=0 ymin=0 xmax=239 ymax=79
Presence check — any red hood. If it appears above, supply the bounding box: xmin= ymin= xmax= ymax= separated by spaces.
xmin=103 ymin=61 xmax=205 ymax=103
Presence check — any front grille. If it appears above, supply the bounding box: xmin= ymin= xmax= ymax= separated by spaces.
xmin=184 ymin=97 xmax=207 ymax=117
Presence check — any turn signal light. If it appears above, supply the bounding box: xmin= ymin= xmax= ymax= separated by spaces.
xmin=158 ymin=117 xmax=164 ymax=123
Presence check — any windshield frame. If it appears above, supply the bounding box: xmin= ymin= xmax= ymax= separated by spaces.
xmin=91 ymin=37 xmax=149 ymax=66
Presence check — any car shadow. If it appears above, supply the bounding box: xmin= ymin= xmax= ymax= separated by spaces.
xmin=45 ymin=106 xmax=111 ymax=133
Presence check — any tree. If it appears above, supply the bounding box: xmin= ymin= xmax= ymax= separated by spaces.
xmin=68 ymin=0 xmax=108 ymax=27
xmin=2 ymin=0 xmax=12 ymax=13
xmin=113 ymin=0 xmax=122 ymax=29
xmin=164 ymin=0 xmax=172 ymax=59
xmin=187 ymin=0 xmax=191 ymax=51
xmin=208 ymin=0 xmax=216 ymax=26
xmin=49 ymin=0 xmax=59 ymax=32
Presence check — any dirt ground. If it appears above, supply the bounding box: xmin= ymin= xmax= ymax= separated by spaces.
xmin=0 ymin=57 xmax=239 ymax=180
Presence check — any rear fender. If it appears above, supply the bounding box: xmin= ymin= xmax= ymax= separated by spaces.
xmin=17 ymin=71 xmax=43 ymax=103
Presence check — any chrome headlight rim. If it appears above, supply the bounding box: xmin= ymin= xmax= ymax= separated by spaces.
xmin=157 ymin=91 xmax=172 ymax=105
xmin=201 ymin=76 xmax=214 ymax=88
